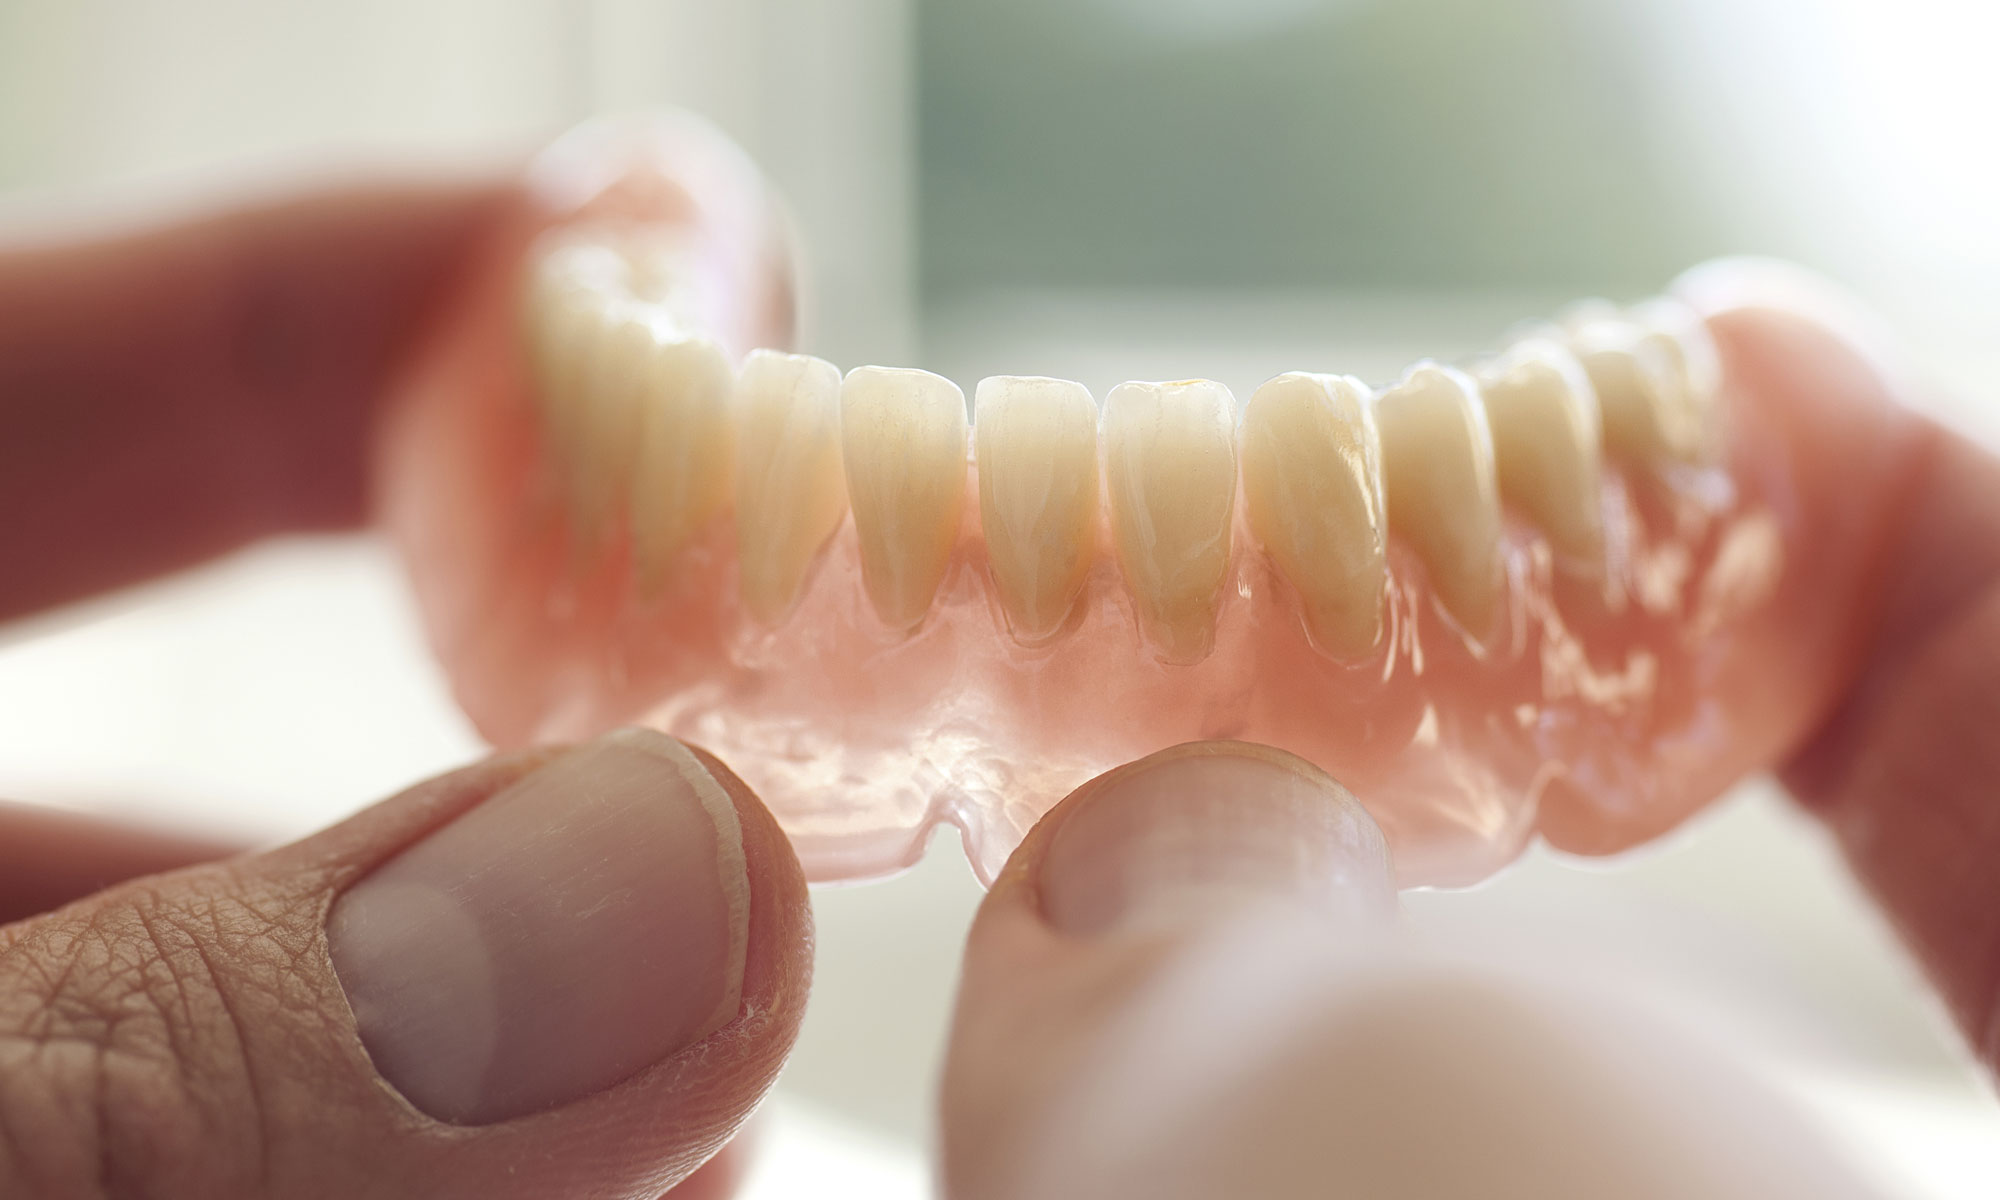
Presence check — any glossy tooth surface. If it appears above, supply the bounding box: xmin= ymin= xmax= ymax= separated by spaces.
xmin=1565 ymin=299 xmax=1716 ymax=465
xmin=570 ymin=311 xmax=661 ymax=533
xmin=1102 ymin=379 xmax=1237 ymax=664
xmin=1240 ymin=372 xmax=1388 ymax=658
xmin=734 ymin=350 xmax=849 ymax=623
xmin=1374 ymin=364 xmax=1503 ymax=637
xmin=975 ymin=376 xmax=1100 ymax=643
xmin=1630 ymin=296 xmax=1723 ymax=458
xmin=840 ymin=366 xmax=970 ymax=631
xmin=629 ymin=335 xmax=736 ymax=590
xmin=524 ymin=272 xmax=611 ymax=487
xmin=1476 ymin=339 xmax=1605 ymax=564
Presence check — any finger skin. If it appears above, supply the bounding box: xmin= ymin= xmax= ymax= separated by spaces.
xmin=1697 ymin=286 xmax=2000 ymax=1070
xmin=942 ymin=746 xmax=1880 ymax=1200
xmin=0 ymin=182 xmax=508 ymax=621
xmin=941 ymin=763 xmax=1215 ymax=1200
xmin=0 ymin=800 xmax=246 ymax=924
xmin=0 ymin=744 xmax=810 ymax=1200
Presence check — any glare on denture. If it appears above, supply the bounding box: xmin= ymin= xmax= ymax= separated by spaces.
xmin=383 ymin=133 xmax=1788 ymax=890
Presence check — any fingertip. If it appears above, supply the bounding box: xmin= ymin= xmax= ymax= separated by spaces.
xmin=945 ymin=742 xmax=1396 ymax=1199
xmin=682 ymin=739 xmax=815 ymax=1041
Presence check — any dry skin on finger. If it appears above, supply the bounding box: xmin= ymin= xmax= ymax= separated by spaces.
xmin=383 ymin=117 xmax=1864 ymax=888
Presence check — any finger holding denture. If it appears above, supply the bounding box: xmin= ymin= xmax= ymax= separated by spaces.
xmin=382 ymin=115 xmax=1844 ymax=889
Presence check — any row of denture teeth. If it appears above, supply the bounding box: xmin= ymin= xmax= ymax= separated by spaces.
xmin=525 ymin=237 xmax=1723 ymax=663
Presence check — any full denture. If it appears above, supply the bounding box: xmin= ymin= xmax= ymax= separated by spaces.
xmin=381 ymin=115 xmax=1799 ymax=887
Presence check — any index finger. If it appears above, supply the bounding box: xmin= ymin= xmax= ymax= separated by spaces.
xmin=0 ymin=180 xmax=507 ymax=620
xmin=1681 ymin=261 xmax=2000 ymax=1069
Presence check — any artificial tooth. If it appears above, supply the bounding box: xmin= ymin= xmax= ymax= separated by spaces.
xmin=524 ymin=274 xmax=613 ymax=480
xmin=1102 ymin=379 xmax=1238 ymax=664
xmin=569 ymin=311 xmax=660 ymax=533
xmin=1373 ymin=364 xmax=1504 ymax=638
xmin=628 ymin=334 xmax=736 ymax=591
xmin=1630 ymin=296 xmax=1723 ymax=452
xmin=734 ymin=350 xmax=849 ymax=623
xmin=1476 ymin=339 xmax=1606 ymax=564
xmin=1240 ymin=372 xmax=1388 ymax=658
xmin=974 ymin=376 xmax=1100 ymax=643
xmin=840 ymin=366 xmax=970 ymax=631
xmin=1564 ymin=299 xmax=1717 ymax=465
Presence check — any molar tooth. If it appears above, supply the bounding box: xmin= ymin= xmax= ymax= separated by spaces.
xmin=1103 ymin=379 xmax=1237 ymax=664
xmin=734 ymin=350 xmax=849 ymax=623
xmin=975 ymin=376 xmax=1100 ymax=643
xmin=1240 ymin=372 xmax=1387 ymax=658
xmin=1374 ymin=364 xmax=1503 ymax=637
xmin=629 ymin=334 xmax=735 ymax=591
xmin=1476 ymin=339 xmax=1606 ymax=564
xmin=1565 ymin=299 xmax=1716 ymax=465
xmin=840 ymin=366 xmax=970 ymax=630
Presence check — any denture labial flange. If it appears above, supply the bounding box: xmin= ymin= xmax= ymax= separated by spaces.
xmin=389 ymin=127 xmax=1778 ymax=891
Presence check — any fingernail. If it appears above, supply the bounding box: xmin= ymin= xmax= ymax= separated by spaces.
xmin=1037 ymin=742 xmax=1395 ymax=937
xmin=327 ymin=729 xmax=749 ymax=1124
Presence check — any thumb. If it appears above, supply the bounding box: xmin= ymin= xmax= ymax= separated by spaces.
xmin=0 ymin=728 xmax=811 ymax=1199
xmin=1678 ymin=262 xmax=2000 ymax=1071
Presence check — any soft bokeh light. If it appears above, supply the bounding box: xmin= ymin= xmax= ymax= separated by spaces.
xmin=1 ymin=2 xmax=1996 ymax=1195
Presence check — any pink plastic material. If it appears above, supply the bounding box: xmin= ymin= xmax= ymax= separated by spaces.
xmin=379 ymin=118 xmax=1812 ymax=887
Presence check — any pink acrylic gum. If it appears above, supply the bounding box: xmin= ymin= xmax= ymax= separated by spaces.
xmin=378 ymin=116 xmax=1879 ymax=887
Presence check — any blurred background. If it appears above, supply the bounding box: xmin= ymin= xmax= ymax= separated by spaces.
xmin=2 ymin=0 xmax=1997 ymax=1195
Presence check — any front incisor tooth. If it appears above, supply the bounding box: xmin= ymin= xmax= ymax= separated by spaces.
xmin=1374 ymin=364 xmax=1504 ymax=638
xmin=734 ymin=350 xmax=849 ymax=623
xmin=840 ymin=366 xmax=970 ymax=631
xmin=1240 ymin=372 xmax=1387 ymax=659
xmin=975 ymin=376 xmax=1100 ymax=643
xmin=1476 ymin=339 xmax=1606 ymax=565
xmin=1565 ymin=298 xmax=1718 ymax=465
xmin=629 ymin=336 xmax=735 ymax=591
xmin=1103 ymin=379 xmax=1237 ymax=664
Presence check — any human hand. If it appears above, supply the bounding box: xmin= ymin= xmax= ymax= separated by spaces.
xmin=933 ymin=262 xmax=2000 ymax=1198
xmin=2 ymin=158 xmax=1991 ymax=1200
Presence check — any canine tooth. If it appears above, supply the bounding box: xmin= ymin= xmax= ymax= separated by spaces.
xmin=1476 ymin=339 xmax=1605 ymax=563
xmin=734 ymin=350 xmax=849 ymax=623
xmin=1240 ymin=372 xmax=1388 ymax=658
xmin=1374 ymin=364 xmax=1503 ymax=637
xmin=840 ymin=366 xmax=970 ymax=630
xmin=975 ymin=376 xmax=1100 ymax=642
xmin=1103 ymin=379 xmax=1237 ymax=664
xmin=629 ymin=335 xmax=736 ymax=590
xmin=1565 ymin=300 xmax=1716 ymax=464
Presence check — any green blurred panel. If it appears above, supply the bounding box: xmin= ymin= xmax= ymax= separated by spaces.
xmin=919 ymin=0 xmax=1724 ymax=294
